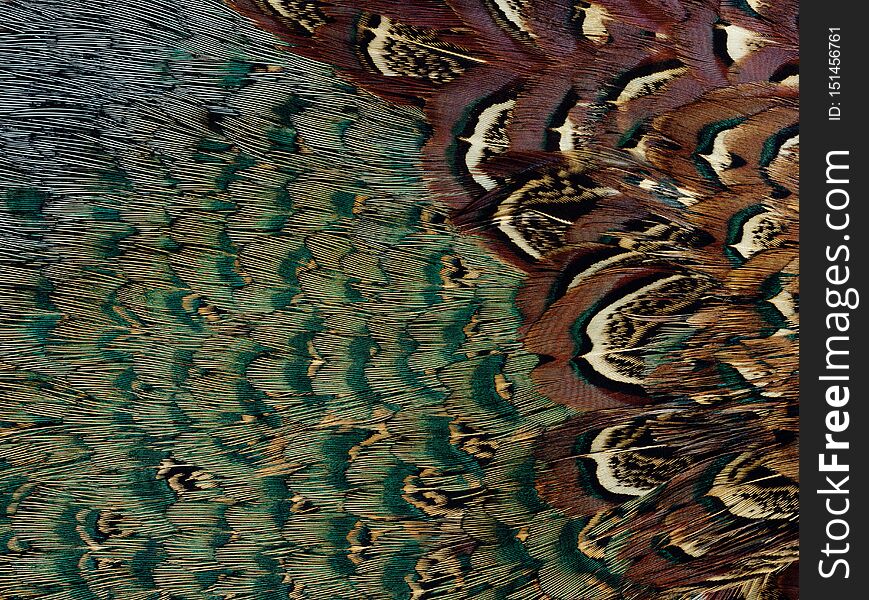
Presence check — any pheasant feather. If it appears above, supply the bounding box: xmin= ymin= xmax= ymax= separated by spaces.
xmin=0 ymin=0 xmax=797 ymax=598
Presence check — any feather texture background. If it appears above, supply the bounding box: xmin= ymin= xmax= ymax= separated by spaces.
xmin=0 ymin=1 xmax=797 ymax=599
